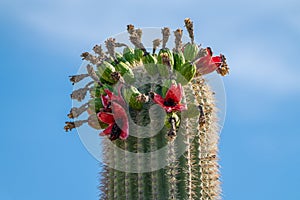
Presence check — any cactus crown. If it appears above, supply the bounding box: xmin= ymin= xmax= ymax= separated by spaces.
xmin=65 ymin=18 xmax=229 ymax=200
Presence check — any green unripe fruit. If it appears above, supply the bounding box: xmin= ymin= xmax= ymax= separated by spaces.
xmin=134 ymin=48 xmax=144 ymax=62
xmin=165 ymin=112 xmax=180 ymax=128
xmin=177 ymin=62 xmax=196 ymax=85
xmin=89 ymin=84 xmax=102 ymax=98
xmin=122 ymin=86 xmax=143 ymax=110
xmin=114 ymin=61 xmax=135 ymax=84
xmin=173 ymin=51 xmax=185 ymax=71
xmin=88 ymin=98 xmax=103 ymax=113
xmin=97 ymin=61 xmax=117 ymax=84
xmin=123 ymin=47 xmax=136 ymax=65
xmin=114 ymin=52 xmax=130 ymax=66
xmin=183 ymin=43 xmax=199 ymax=61
xmin=115 ymin=61 xmax=130 ymax=76
xmin=157 ymin=48 xmax=174 ymax=67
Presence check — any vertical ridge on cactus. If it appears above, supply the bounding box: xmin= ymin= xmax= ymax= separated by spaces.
xmin=65 ymin=18 xmax=229 ymax=200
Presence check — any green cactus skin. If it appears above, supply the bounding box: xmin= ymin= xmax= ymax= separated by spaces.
xmin=99 ymin=72 xmax=221 ymax=200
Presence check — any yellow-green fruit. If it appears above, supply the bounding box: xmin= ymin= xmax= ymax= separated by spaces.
xmin=134 ymin=48 xmax=144 ymax=62
xmin=173 ymin=51 xmax=185 ymax=71
xmin=123 ymin=47 xmax=135 ymax=65
xmin=115 ymin=62 xmax=131 ymax=75
xmin=122 ymin=86 xmax=143 ymax=110
xmin=115 ymin=52 xmax=130 ymax=66
xmin=157 ymin=49 xmax=174 ymax=67
xmin=177 ymin=62 xmax=196 ymax=85
xmin=97 ymin=61 xmax=117 ymax=84
xmin=115 ymin=62 xmax=135 ymax=83
xmin=164 ymin=112 xmax=180 ymax=128
xmin=88 ymin=98 xmax=103 ymax=114
xmin=183 ymin=43 xmax=199 ymax=61
xmin=89 ymin=84 xmax=102 ymax=98
xmin=142 ymin=54 xmax=158 ymax=76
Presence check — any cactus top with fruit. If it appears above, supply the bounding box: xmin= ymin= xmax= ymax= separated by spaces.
xmin=65 ymin=18 xmax=229 ymax=139
xmin=64 ymin=18 xmax=229 ymax=200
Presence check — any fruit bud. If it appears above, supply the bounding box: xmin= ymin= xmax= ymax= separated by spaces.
xmin=176 ymin=62 xmax=196 ymax=85
xmin=69 ymin=74 xmax=89 ymax=85
xmin=183 ymin=43 xmax=199 ymax=62
xmin=87 ymin=98 xmax=104 ymax=114
xmin=96 ymin=61 xmax=117 ymax=84
xmin=173 ymin=51 xmax=185 ymax=71
xmin=134 ymin=48 xmax=144 ymax=62
xmin=122 ymin=86 xmax=143 ymax=110
xmin=123 ymin=47 xmax=136 ymax=65
xmin=157 ymin=48 xmax=174 ymax=67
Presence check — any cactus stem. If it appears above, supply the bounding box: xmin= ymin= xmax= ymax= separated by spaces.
xmin=167 ymin=140 xmax=178 ymax=199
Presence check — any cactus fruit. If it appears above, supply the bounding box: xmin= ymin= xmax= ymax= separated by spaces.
xmin=183 ymin=43 xmax=199 ymax=62
xmin=65 ymin=18 xmax=230 ymax=200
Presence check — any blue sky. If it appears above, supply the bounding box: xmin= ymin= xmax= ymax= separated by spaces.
xmin=0 ymin=0 xmax=300 ymax=199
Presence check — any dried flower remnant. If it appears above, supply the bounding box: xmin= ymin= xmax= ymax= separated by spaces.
xmin=162 ymin=27 xmax=171 ymax=49
xmin=67 ymin=102 xmax=89 ymax=119
xmin=70 ymin=81 xmax=93 ymax=102
xmin=152 ymin=39 xmax=161 ymax=54
xmin=69 ymin=74 xmax=89 ymax=85
xmin=216 ymin=54 xmax=230 ymax=76
xmin=184 ymin=18 xmax=194 ymax=43
xmin=174 ymin=28 xmax=183 ymax=52
xmin=81 ymin=52 xmax=99 ymax=65
xmin=64 ymin=120 xmax=88 ymax=132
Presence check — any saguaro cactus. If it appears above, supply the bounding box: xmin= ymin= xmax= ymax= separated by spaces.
xmin=65 ymin=18 xmax=229 ymax=200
